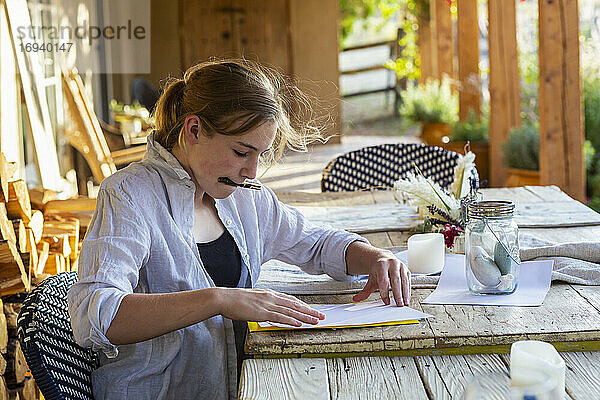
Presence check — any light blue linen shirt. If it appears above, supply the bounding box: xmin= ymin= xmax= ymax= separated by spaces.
xmin=67 ymin=133 xmax=367 ymax=399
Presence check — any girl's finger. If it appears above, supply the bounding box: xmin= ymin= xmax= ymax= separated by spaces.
xmin=352 ymin=279 xmax=376 ymax=302
xmin=377 ymin=270 xmax=391 ymax=305
xmin=265 ymin=311 xmax=302 ymax=327
xmin=401 ymin=266 xmax=411 ymax=305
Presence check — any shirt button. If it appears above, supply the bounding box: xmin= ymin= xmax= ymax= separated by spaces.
xmin=226 ymin=219 xmax=232 ymax=226
xmin=244 ymin=254 xmax=250 ymax=262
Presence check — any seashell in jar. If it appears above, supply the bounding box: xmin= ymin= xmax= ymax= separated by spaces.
xmin=470 ymin=245 xmax=501 ymax=286
xmin=494 ymin=241 xmax=513 ymax=275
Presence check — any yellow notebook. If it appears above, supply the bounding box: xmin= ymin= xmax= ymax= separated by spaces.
xmin=248 ymin=319 xmax=419 ymax=332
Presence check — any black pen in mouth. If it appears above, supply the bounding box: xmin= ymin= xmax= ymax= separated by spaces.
xmin=218 ymin=177 xmax=262 ymax=190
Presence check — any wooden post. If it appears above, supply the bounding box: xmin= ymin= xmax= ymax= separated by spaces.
xmin=431 ymin=0 xmax=454 ymax=81
xmin=538 ymin=0 xmax=585 ymax=201
xmin=488 ymin=0 xmax=520 ymax=187
xmin=457 ymin=0 xmax=481 ymax=119
xmin=418 ymin=15 xmax=434 ymax=83
xmin=288 ymin=0 xmax=341 ymax=143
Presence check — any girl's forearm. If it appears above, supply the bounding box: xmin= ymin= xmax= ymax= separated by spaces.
xmin=105 ymin=288 xmax=222 ymax=345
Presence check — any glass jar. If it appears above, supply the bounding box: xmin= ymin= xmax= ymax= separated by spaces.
xmin=465 ymin=201 xmax=520 ymax=294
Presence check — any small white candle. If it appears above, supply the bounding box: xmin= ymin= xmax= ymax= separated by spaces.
xmin=510 ymin=340 xmax=565 ymax=395
xmin=407 ymin=233 xmax=444 ymax=274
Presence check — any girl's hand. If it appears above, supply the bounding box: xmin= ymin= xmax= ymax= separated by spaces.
xmin=352 ymin=251 xmax=411 ymax=306
xmin=217 ymin=288 xmax=325 ymax=327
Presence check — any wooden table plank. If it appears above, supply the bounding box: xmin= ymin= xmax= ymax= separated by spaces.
xmin=524 ymin=185 xmax=575 ymax=202
xmin=239 ymin=358 xmax=329 ymax=400
xmin=561 ymin=352 xmax=600 ymax=400
xmin=246 ymin=284 xmax=600 ymax=356
xmin=416 ymin=353 xmax=508 ymax=399
xmin=327 ymin=356 xmax=428 ymax=400
xmin=274 ymin=191 xmax=377 ymax=206
xmin=295 ymin=203 xmax=420 ymax=234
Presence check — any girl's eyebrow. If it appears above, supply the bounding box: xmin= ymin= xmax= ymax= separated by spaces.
xmin=236 ymin=141 xmax=258 ymax=151
xmin=236 ymin=141 xmax=271 ymax=155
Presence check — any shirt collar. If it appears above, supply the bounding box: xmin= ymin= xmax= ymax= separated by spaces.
xmin=143 ymin=131 xmax=192 ymax=181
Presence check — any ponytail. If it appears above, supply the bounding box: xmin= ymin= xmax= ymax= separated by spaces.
xmin=154 ymin=78 xmax=185 ymax=150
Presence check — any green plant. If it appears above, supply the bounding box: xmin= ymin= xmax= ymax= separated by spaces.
xmin=339 ymin=0 xmax=401 ymax=47
xmin=502 ymin=124 xmax=539 ymax=171
xmin=385 ymin=0 xmax=430 ymax=81
xmin=450 ymin=110 xmax=488 ymax=142
xmin=399 ymin=78 xmax=458 ymax=124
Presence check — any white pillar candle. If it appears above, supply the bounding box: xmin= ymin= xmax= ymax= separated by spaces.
xmin=407 ymin=233 xmax=445 ymax=274
xmin=510 ymin=340 xmax=565 ymax=395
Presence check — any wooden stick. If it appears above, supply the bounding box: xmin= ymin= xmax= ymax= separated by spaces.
xmin=6 ymin=181 xmax=31 ymax=224
xmin=25 ymin=210 xmax=43 ymax=243
xmin=42 ymin=235 xmax=71 ymax=259
xmin=0 ymin=241 xmax=28 ymax=293
xmin=0 ymin=205 xmax=16 ymax=243
xmin=36 ymin=242 xmax=49 ymax=276
xmin=0 ymin=154 xmax=9 ymax=204
xmin=43 ymin=196 xmax=96 ymax=213
xmin=0 ymin=299 xmax=7 ymax=353
xmin=10 ymin=221 xmax=25 ymax=253
xmin=28 ymin=187 xmax=56 ymax=210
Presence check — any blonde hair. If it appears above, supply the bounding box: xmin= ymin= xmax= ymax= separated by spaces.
xmin=153 ymin=59 xmax=328 ymax=165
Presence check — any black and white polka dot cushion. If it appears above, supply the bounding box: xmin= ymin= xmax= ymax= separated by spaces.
xmin=321 ymin=143 xmax=460 ymax=192
xmin=17 ymin=272 xmax=97 ymax=400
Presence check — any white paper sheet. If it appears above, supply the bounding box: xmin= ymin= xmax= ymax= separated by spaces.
xmin=422 ymin=254 xmax=554 ymax=306
xmin=257 ymin=299 xmax=433 ymax=329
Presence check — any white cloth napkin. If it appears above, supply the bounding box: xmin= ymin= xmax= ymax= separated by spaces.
xmin=519 ymin=234 xmax=600 ymax=285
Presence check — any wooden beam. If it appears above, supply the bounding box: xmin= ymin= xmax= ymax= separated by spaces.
xmin=431 ymin=0 xmax=453 ymax=80
xmin=488 ymin=0 xmax=520 ymax=187
xmin=418 ymin=15 xmax=434 ymax=83
xmin=288 ymin=0 xmax=341 ymax=143
xmin=538 ymin=0 xmax=585 ymax=201
xmin=457 ymin=0 xmax=481 ymax=119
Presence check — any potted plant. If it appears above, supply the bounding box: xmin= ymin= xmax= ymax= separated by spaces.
xmin=399 ymin=78 xmax=458 ymax=147
xmin=502 ymin=124 xmax=540 ymax=187
xmin=445 ymin=110 xmax=490 ymax=184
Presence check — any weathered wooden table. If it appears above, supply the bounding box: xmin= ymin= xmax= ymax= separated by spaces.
xmin=239 ymin=186 xmax=600 ymax=399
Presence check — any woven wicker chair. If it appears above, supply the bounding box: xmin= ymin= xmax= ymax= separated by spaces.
xmin=321 ymin=143 xmax=461 ymax=192
xmin=17 ymin=272 xmax=97 ymax=400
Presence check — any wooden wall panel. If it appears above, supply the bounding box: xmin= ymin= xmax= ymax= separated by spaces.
xmin=431 ymin=0 xmax=453 ymax=80
xmin=457 ymin=0 xmax=480 ymax=119
xmin=180 ymin=0 xmax=234 ymax=68
xmin=538 ymin=0 xmax=585 ymax=201
xmin=488 ymin=0 xmax=520 ymax=187
xmin=232 ymin=1 xmax=290 ymax=73
xmin=288 ymin=0 xmax=341 ymax=143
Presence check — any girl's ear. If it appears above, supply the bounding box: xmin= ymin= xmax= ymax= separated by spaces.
xmin=183 ymin=115 xmax=202 ymax=143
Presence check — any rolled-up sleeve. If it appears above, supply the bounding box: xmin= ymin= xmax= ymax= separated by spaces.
xmin=68 ymin=186 xmax=150 ymax=357
xmin=258 ymin=187 xmax=369 ymax=281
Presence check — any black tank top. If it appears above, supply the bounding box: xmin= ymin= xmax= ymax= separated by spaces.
xmin=197 ymin=230 xmax=241 ymax=288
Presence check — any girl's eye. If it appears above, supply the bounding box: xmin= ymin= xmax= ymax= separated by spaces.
xmin=233 ymin=150 xmax=249 ymax=158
